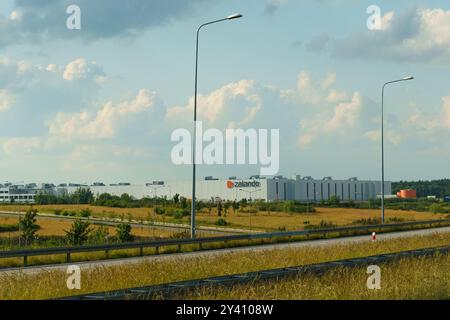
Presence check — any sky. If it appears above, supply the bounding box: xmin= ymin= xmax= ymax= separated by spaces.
xmin=0 ymin=0 xmax=449 ymax=184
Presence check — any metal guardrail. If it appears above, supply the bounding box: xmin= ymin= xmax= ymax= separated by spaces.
xmin=1 ymin=218 xmax=450 ymax=267
xmin=60 ymin=244 xmax=450 ymax=300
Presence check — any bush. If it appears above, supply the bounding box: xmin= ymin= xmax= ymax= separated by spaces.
xmin=173 ymin=211 xmax=183 ymax=220
xmin=0 ymin=224 xmax=20 ymax=232
xmin=154 ymin=207 xmax=166 ymax=215
xmin=215 ymin=218 xmax=228 ymax=226
xmin=304 ymin=220 xmax=337 ymax=230
xmin=116 ymin=223 xmax=134 ymax=243
xmin=79 ymin=208 xmax=92 ymax=218
xmin=65 ymin=220 xmax=92 ymax=245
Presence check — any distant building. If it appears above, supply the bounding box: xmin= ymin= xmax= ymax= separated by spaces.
xmin=397 ymin=189 xmax=417 ymax=199
xmin=0 ymin=176 xmax=392 ymax=203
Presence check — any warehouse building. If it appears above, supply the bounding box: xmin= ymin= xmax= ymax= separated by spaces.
xmin=0 ymin=176 xmax=391 ymax=203
xmin=58 ymin=175 xmax=391 ymax=202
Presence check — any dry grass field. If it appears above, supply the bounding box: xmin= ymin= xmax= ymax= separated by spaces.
xmin=0 ymin=204 xmax=447 ymax=232
xmin=0 ymin=215 xmax=180 ymax=239
xmin=1 ymin=231 xmax=450 ymax=299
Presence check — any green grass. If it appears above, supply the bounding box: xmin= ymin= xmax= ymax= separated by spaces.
xmin=0 ymin=224 xmax=19 ymax=232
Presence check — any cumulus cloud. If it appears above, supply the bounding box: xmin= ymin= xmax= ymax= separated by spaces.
xmin=282 ymin=71 xmax=348 ymax=106
xmin=48 ymin=89 xmax=157 ymax=141
xmin=166 ymin=80 xmax=262 ymax=128
xmin=0 ymin=0 xmax=207 ymax=47
xmin=62 ymin=58 xmax=105 ymax=82
xmin=334 ymin=7 xmax=450 ymax=63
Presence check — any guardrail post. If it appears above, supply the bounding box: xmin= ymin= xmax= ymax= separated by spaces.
xmin=199 ymin=243 xmax=202 ymax=250
xmin=177 ymin=244 xmax=182 ymax=252
xmin=140 ymin=246 xmax=144 ymax=256
xmin=105 ymin=250 xmax=109 ymax=259
xmin=66 ymin=252 xmax=71 ymax=263
xmin=23 ymin=255 xmax=28 ymax=267
xmin=155 ymin=246 xmax=159 ymax=254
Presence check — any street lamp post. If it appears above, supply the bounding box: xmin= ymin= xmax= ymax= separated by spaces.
xmin=191 ymin=14 xmax=243 ymax=239
xmin=381 ymin=76 xmax=414 ymax=224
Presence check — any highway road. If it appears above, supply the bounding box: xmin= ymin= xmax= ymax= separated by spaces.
xmin=1 ymin=225 xmax=450 ymax=276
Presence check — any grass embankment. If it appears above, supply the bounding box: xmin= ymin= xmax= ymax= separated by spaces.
xmin=185 ymin=254 xmax=450 ymax=300
xmin=1 ymin=204 xmax=448 ymax=232
xmin=1 ymin=217 xmax=450 ymax=269
xmin=1 ymin=232 xmax=450 ymax=300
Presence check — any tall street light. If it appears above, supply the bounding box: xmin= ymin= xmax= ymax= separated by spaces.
xmin=380 ymin=76 xmax=414 ymax=224
xmin=191 ymin=13 xmax=243 ymax=239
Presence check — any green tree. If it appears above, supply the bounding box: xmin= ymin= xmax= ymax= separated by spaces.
xmin=180 ymin=197 xmax=188 ymax=209
xmin=65 ymin=220 xmax=92 ymax=245
xmin=19 ymin=208 xmax=39 ymax=245
xmin=223 ymin=202 xmax=231 ymax=217
xmin=232 ymin=201 xmax=239 ymax=214
xmin=173 ymin=193 xmax=180 ymax=205
xmin=217 ymin=201 xmax=223 ymax=217
xmin=71 ymin=188 xmax=94 ymax=204
xmin=116 ymin=222 xmax=134 ymax=243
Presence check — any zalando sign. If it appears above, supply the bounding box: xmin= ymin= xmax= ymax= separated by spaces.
xmin=227 ymin=180 xmax=261 ymax=189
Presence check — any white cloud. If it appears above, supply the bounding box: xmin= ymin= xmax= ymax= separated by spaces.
xmin=3 ymin=137 xmax=47 ymax=155
xmin=166 ymin=80 xmax=262 ymax=127
xmin=334 ymin=7 xmax=450 ymax=63
xmin=48 ymin=89 xmax=156 ymax=141
xmin=63 ymin=58 xmax=105 ymax=82
xmin=0 ymin=90 xmax=15 ymax=112
xmin=324 ymin=93 xmax=362 ymax=131
xmin=283 ymin=71 xmax=348 ymax=106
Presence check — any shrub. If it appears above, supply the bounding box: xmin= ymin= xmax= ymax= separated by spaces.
xmin=79 ymin=208 xmax=92 ymax=218
xmin=173 ymin=211 xmax=183 ymax=220
xmin=19 ymin=209 xmax=39 ymax=244
xmin=65 ymin=220 xmax=92 ymax=245
xmin=304 ymin=220 xmax=337 ymax=230
xmin=116 ymin=223 xmax=134 ymax=243
xmin=154 ymin=207 xmax=166 ymax=215
xmin=215 ymin=218 xmax=228 ymax=226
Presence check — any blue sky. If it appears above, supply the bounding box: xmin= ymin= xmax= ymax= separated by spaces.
xmin=0 ymin=0 xmax=449 ymax=184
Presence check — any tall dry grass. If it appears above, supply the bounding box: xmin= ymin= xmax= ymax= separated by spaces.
xmin=1 ymin=232 xmax=450 ymax=299
xmin=185 ymin=254 xmax=450 ymax=300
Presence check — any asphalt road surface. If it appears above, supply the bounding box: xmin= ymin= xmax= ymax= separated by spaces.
xmin=1 ymin=225 xmax=450 ymax=276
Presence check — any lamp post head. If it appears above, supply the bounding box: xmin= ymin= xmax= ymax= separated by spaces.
xmin=227 ymin=13 xmax=243 ymax=20
xmin=403 ymin=76 xmax=414 ymax=81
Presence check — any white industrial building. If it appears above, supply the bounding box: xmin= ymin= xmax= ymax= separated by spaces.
xmin=58 ymin=176 xmax=391 ymax=202
xmin=0 ymin=176 xmax=391 ymax=203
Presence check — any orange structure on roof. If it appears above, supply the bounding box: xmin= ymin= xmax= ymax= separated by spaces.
xmin=396 ymin=189 xmax=417 ymax=199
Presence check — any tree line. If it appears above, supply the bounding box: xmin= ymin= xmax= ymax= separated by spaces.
xmin=392 ymin=179 xmax=450 ymax=198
